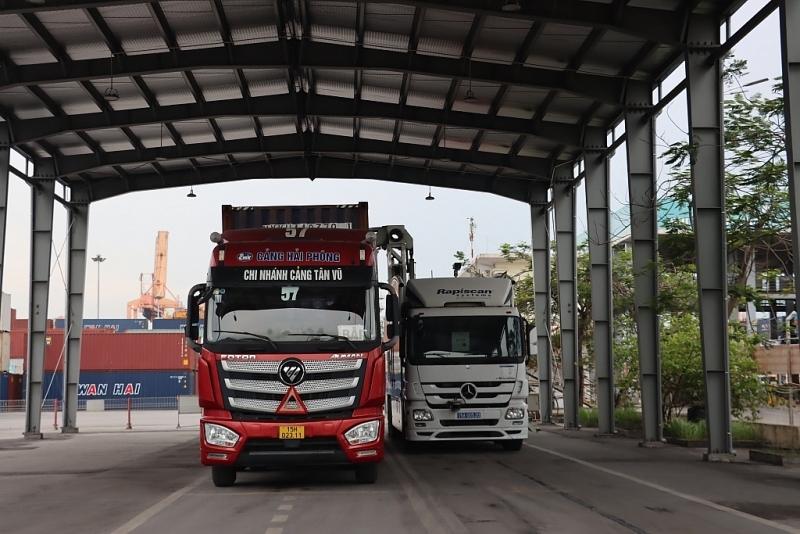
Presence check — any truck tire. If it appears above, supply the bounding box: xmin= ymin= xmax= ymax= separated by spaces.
xmin=500 ymin=439 xmax=524 ymax=451
xmin=211 ymin=466 xmax=237 ymax=487
xmin=355 ymin=463 xmax=378 ymax=484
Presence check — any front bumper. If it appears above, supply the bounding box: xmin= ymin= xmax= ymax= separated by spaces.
xmin=200 ymin=416 xmax=384 ymax=467
xmin=406 ymin=406 xmax=529 ymax=442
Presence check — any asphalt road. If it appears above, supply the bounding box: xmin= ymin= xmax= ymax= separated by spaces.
xmin=1 ymin=421 xmax=800 ymax=534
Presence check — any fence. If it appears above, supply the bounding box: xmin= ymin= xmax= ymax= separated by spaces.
xmin=0 ymin=396 xmax=200 ymax=435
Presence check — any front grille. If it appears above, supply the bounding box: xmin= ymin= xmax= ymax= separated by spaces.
xmin=220 ymin=358 xmax=365 ymax=418
xmin=238 ymin=437 xmax=350 ymax=466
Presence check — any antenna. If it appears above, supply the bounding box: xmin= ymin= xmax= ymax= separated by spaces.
xmin=469 ymin=217 xmax=476 ymax=259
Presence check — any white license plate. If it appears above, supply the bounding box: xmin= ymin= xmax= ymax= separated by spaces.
xmin=456 ymin=411 xmax=481 ymax=419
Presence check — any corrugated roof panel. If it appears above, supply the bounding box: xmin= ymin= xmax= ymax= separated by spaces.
xmin=364 ymin=4 xmax=414 ymax=35
xmin=417 ymin=36 xmax=462 ymax=60
xmin=518 ymin=138 xmax=559 ymax=159
xmin=98 ymin=4 xmax=170 ymax=56
xmin=0 ymin=88 xmax=52 ymax=120
xmin=225 ymin=0 xmax=277 ymax=44
xmin=36 ymin=9 xmax=109 ymax=62
xmin=417 ymin=9 xmax=473 ymax=59
xmin=406 ymin=75 xmax=449 ymax=109
xmin=48 ymin=132 xmax=93 ymax=156
xmin=87 ymin=128 xmax=135 ymax=153
xmin=162 ymin=1 xmax=221 ymax=50
xmin=216 ymin=117 xmax=256 ymax=141
xmin=308 ymin=2 xmax=357 ymax=28
xmin=406 ymin=91 xmax=445 ymax=109
xmin=194 ymin=70 xmax=242 ymax=101
xmin=317 ymin=117 xmax=353 ymax=137
xmin=479 ymin=133 xmax=518 ymax=155
xmin=451 ymin=80 xmax=496 ymax=115
xmin=440 ymin=128 xmax=476 ymax=152
xmin=363 ymin=30 xmax=408 ymax=53
xmin=398 ymin=122 xmax=436 ymax=146
xmin=128 ymin=124 xmax=176 ymax=150
xmin=310 ymin=24 xmax=356 ymax=47
xmin=546 ymin=94 xmax=594 ymax=124
xmin=176 ymin=31 xmax=225 ymax=51
xmin=259 ymin=117 xmax=297 ymax=136
xmin=581 ymin=31 xmax=645 ymax=77
xmin=315 ymin=72 xmax=355 ymax=99
xmin=361 ymin=85 xmax=400 ymax=104
xmin=474 ymin=16 xmax=532 ymax=64
xmin=89 ymin=78 xmax=149 ymax=111
xmin=243 ymin=69 xmax=289 ymax=97
xmin=498 ymin=86 xmax=549 ymax=120
xmin=39 ymin=82 xmax=102 ymax=116
xmin=173 ymin=120 xmax=216 ymax=144
xmin=140 ymin=73 xmax=196 ymax=106
xmin=359 ymin=119 xmax=395 ymax=142
xmin=0 ymin=15 xmax=56 ymax=65
xmin=526 ymin=23 xmax=591 ymax=70
xmin=361 ymin=71 xmax=403 ymax=90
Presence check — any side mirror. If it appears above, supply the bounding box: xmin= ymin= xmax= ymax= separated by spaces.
xmin=379 ymin=282 xmax=400 ymax=351
xmin=185 ymin=283 xmax=206 ymax=353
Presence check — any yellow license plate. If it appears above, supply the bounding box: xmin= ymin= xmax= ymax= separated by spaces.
xmin=279 ymin=425 xmax=305 ymax=439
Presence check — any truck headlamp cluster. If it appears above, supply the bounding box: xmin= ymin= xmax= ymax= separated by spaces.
xmin=413 ymin=409 xmax=433 ymax=421
xmin=344 ymin=420 xmax=381 ymax=445
xmin=204 ymin=423 xmax=240 ymax=447
xmin=504 ymin=407 xmax=527 ymax=420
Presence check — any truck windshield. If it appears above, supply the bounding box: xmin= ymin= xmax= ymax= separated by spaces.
xmin=408 ymin=315 xmax=524 ymax=364
xmin=205 ymin=285 xmax=378 ymax=345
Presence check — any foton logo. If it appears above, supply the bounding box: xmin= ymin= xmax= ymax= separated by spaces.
xmin=237 ymin=252 xmax=253 ymax=262
xmin=220 ymin=354 xmax=257 ymax=360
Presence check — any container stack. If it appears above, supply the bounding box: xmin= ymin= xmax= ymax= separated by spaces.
xmin=8 ymin=314 xmax=197 ymax=402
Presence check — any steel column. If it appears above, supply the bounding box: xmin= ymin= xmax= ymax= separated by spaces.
xmin=63 ymin=194 xmax=90 ymax=433
xmin=686 ymin=16 xmax=733 ymax=457
xmin=554 ymin=172 xmax=579 ymax=429
xmin=0 ymin=124 xmax=9 ymax=314
xmin=530 ymin=187 xmax=553 ymax=424
xmin=625 ymin=81 xmax=663 ymax=445
xmin=24 ymin=160 xmax=56 ymax=438
xmin=584 ymin=127 xmax=615 ymax=435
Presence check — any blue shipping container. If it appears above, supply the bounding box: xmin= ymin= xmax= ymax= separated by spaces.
xmin=41 ymin=371 xmax=195 ymax=401
xmin=54 ymin=318 xmax=149 ymax=332
xmin=152 ymin=318 xmax=204 ymax=330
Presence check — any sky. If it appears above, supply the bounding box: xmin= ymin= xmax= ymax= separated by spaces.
xmin=1 ymin=0 xmax=785 ymax=321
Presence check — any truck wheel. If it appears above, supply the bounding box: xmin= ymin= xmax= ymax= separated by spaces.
xmin=211 ymin=466 xmax=237 ymax=487
xmin=501 ymin=439 xmax=524 ymax=451
xmin=355 ymin=463 xmax=378 ymax=484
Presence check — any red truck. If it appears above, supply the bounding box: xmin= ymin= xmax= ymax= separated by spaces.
xmin=185 ymin=203 xmax=399 ymax=486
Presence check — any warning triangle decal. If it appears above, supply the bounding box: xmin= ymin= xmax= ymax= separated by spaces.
xmin=276 ymin=386 xmax=308 ymax=415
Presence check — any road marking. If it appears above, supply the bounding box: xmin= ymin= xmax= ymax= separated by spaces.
xmin=278 ymin=504 xmax=293 ymax=511
xmin=109 ymin=474 xmax=208 ymax=534
xmin=271 ymin=515 xmax=289 ymax=522
xmin=385 ymin=453 xmax=449 ymax=534
xmin=265 ymin=528 xmax=283 ymax=534
xmin=524 ymin=442 xmax=800 ymax=534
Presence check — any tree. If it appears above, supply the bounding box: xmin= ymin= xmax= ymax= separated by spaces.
xmin=661 ymin=59 xmax=790 ymax=317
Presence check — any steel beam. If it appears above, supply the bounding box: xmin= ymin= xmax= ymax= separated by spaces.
xmin=530 ymin=187 xmax=553 ymax=424
xmin=62 ymin=193 xmax=90 ymax=433
xmin=24 ymin=159 xmax=56 ymax=439
xmin=554 ymin=170 xmax=579 ymax=429
xmin=584 ymin=127 xmax=615 ymax=436
xmin=685 ymin=16 xmax=733 ymax=458
xmin=624 ymin=80 xmax=663 ymax=445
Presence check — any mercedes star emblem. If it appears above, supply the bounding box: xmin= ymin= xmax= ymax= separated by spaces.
xmin=460 ymin=383 xmax=478 ymax=400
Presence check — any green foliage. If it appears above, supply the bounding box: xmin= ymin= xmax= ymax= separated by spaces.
xmin=578 ymin=407 xmax=642 ymax=428
xmin=663 ymin=419 xmax=761 ymax=441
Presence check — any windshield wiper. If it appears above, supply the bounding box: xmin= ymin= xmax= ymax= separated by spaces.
xmin=287 ymin=333 xmax=357 ymax=350
xmin=422 ymin=351 xmax=452 ymax=358
xmin=214 ymin=330 xmax=278 ymax=351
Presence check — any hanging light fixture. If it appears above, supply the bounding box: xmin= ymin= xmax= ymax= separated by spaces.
xmin=187 ymin=186 xmax=196 ymax=198
xmin=464 ymin=58 xmax=477 ymax=103
xmin=501 ymin=0 xmax=521 ymax=12
xmin=425 ymin=185 xmax=434 ymax=201
xmin=104 ymin=54 xmax=119 ymax=102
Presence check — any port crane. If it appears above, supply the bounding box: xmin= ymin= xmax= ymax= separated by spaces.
xmin=126 ymin=230 xmax=186 ymax=321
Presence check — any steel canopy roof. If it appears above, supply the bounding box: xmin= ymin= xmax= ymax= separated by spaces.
xmin=0 ymin=0 xmax=748 ymax=203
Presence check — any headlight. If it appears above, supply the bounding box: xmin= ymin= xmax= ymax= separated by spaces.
xmin=413 ymin=409 xmax=433 ymax=421
xmin=505 ymin=407 xmax=526 ymax=420
xmin=204 ymin=423 xmax=240 ymax=447
xmin=345 ymin=420 xmax=381 ymax=445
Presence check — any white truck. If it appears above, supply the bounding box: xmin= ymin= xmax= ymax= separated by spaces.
xmin=386 ymin=277 xmax=530 ymax=450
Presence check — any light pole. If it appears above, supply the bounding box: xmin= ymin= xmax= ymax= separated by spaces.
xmin=92 ymin=254 xmax=106 ymax=318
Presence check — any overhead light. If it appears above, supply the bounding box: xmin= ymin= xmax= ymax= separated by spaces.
xmin=103 ymin=87 xmax=119 ymax=102
xmin=425 ymin=186 xmax=434 ymax=201
xmin=463 ymin=89 xmax=477 ymax=103
xmin=501 ymin=0 xmax=521 ymax=12
xmin=187 ymin=187 xmax=196 ymax=198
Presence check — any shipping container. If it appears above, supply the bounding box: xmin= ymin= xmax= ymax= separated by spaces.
xmin=0 ymin=331 xmax=9 ymax=373
xmin=222 ymin=202 xmax=369 ymax=231
xmin=41 ymin=370 xmax=195 ymax=400
xmin=41 ymin=331 xmax=192 ymax=372
xmin=53 ymin=318 xmax=148 ymax=332
xmin=0 ymin=373 xmax=23 ymax=401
